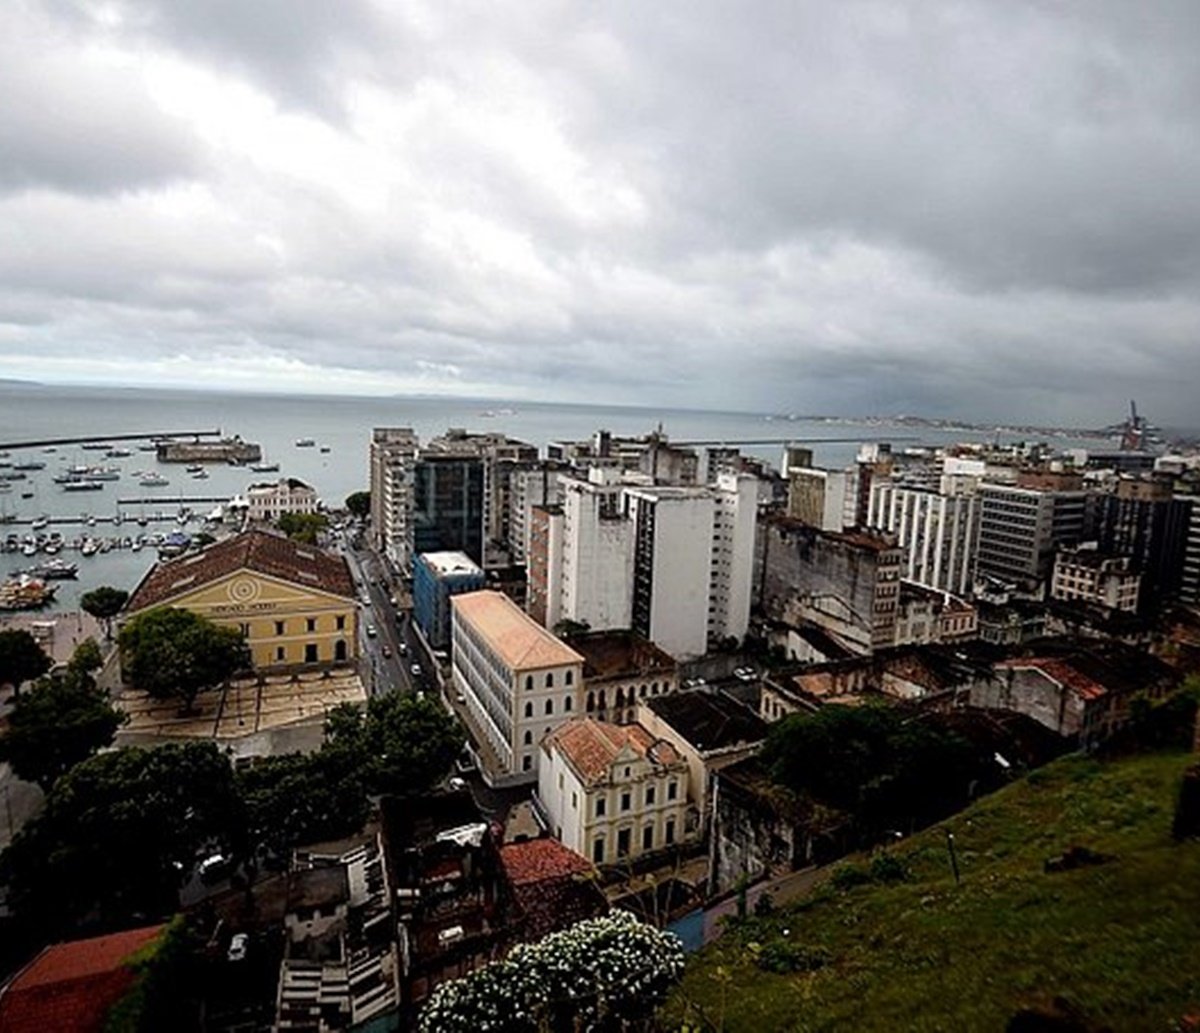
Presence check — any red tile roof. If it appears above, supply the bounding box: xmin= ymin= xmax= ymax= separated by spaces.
xmin=499 ymin=838 xmax=594 ymax=886
xmin=544 ymin=718 xmax=681 ymax=787
xmin=0 ymin=924 xmax=165 ymax=1033
xmin=126 ymin=528 xmax=353 ymax=611
xmin=997 ymin=657 xmax=1109 ymax=701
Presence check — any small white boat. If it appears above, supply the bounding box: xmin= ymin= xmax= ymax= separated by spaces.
xmin=139 ymin=473 xmax=169 ymax=487
xmin=295 ymin=438 xmax=315 ymax=448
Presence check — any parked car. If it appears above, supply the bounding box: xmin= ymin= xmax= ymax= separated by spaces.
xmin=382 ymin=645 xmax=392 ymax=658
xmin=198 ymin=853 xmax=229 ymax=882
xmin=366 ymin=624 xmax=377 ymax=638
xmin=227 ymin=933 xmax=248 ymax=962
xmin=734 ymin=666 xmax=757 ymax=682
xmin=410 ymin=663 xmax=422 ymax=676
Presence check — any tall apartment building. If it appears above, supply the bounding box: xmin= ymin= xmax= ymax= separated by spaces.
xmin=369 ymin=428 xmax=418 ymax=572
xmin=412 ymin=454 xmax=485 ymax=564
xmin=975 ymin=474 xmax=1091 ymax=592
xmin=787 ymin=467 xmax=855 ymax=532
xmin=536 ymin=469 xmax=757 ymax=659
xmin=1183 ymin=494 xmax=1200 ymax=607
xmin=1094 ymin=477 xmax=1191 ymax=611
xmin=508 ymin=463 xmax=564 ymax=563
xmin=867 ymin=475 xmax=981 ymax=595
xmin=451 ymin=590 xmax=585 ymax=784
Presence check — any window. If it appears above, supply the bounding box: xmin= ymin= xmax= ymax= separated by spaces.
xmin=564 ymin=696 xmax=572 ymax=712
xmin=665 ymin=819 xmax=675 ymax=844
xmin=617 ymin=828 xmax=631 ymax=858
xmin=643 ymin=825 xmax=654 ymax=851
xmin=305 ymin=643 xmax=318 ymax=663
xmin=522 ymin=754 xmax=532 ymax=772
xmin=524 ymin=701 xmax=533 ymax=718
xmin=238 ymin=622 xmax=250 ymax=636
xmin=565 ymin=669 xmax=573 ymax=686
xmin=336 ymin=615 xmax=346 ymax=630
xmin=525 ymin=675 xmax=533 ymax=691
xmin=275 ymin=620 xmax=285 ymax=635
xmin=620 ymin=792 xmax=631 ymax=812
xmin=593 ymin=837 xmax=605 ymax=863
xmin=571 ymin=792 xmax=577 ymax=809
xmin=524 ymin=730 xmax=533 ymax=745
xmin=306 ymin=617 xmax=316 ymax=632
xmin=559 ymin=773 xmax=564 ymax=789
xmin=624 ymin=766 xmax=630 ymax=778
xmin=545 ymin=672 xmax=554 ymax=688
xmin=275 ymin=646 xmax=286 ymax=661
xmin=335 ymin=639 xmax=347 ymax=662
xmin=544 ymin=698 xmax=554 ymax=715
xmin=667 ymin=781 xmax=678 ymax=801
xmin=646 ymin=785 xmax=656 ymax=806
xmin=595 ymin=797 xmax=606 ymax=817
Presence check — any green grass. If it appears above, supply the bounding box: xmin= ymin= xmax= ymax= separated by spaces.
xmin=664 ymin=750 xmax=1200 ymax=1032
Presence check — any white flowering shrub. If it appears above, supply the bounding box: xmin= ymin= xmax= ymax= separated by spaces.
xmin=419 ymin=910 xmax=686 ymax=1032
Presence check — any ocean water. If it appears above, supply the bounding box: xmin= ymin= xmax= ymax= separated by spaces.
xmin=0 ymin=383 xmax=1102 ymax=611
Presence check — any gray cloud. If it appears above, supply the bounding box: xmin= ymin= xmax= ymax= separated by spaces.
xmin=2 ymin=0 xmax=1199 ymax=427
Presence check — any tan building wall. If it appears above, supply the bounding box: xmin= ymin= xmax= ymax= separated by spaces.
xmin=131 ymin=569 xmax=358 ymax=669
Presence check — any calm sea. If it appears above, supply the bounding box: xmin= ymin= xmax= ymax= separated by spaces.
xmin=0 ymin=383 xmax=1102 ymax=610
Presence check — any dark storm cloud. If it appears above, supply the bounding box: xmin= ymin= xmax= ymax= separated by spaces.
xmin=2 ymin=1 xmax=1199 ymax=425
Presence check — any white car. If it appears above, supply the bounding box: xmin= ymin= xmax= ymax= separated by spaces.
xmin=227 ymin=933 xmax=248 ymax=962
xmin=410 ymin=663 xmax=422 ymax=676
xmin=366 ymin=625 xmax=377 ymax=638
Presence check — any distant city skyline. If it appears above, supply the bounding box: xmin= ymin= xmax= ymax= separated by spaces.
xmin=3 ymin=3 xmax=1199 ymax=425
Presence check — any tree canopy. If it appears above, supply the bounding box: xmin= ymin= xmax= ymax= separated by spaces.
xmin=276 ymin=512 xmax=328 ymax=544
xmin=80 ymin=586 xmax=129 ymax=640
xmin=0 ymin=629 xmax=51 ymax=698
xmin=344 ymin=491 xmax=370 ymax=518
xmin=0 ymin=649 xmax=126 ymax=791
xmin=762 ymin=704 xmax=992 ymax=833
xmin=0 ymin=742 xmax=239 ymax=934
xmin=118 ymin=607 xmax=250 ymax=711
xmin=236 ymin=748 xmax=371 ymax=865
xmin=325 ymin=692 xmax=464 ymax=797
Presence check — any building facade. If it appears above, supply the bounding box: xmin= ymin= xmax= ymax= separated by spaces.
xmin=868 ymin=478 xmax=980 ymax=595
xmin=246 ymin=478 xmax=319 ymax=523
xmin=412 ymin=454 xmax=485 ymax=565
xmin=538 ymin=718 xmax=690 ymax=866
xmin=451 ymin=590 xmax=585 ymax=783
xmin=1094 ymin=477 xmax=1191 ymax=611
xmin=125 ymin=530 xmax=357 ymax=669
xmin=412 ymin=551 xmax=486 ymax=650
xmin=1050 ymin=545 xmax=1140 ymax=613
xmin=369 ymin=427 xmax=419 ymax=573
xmin=975 ymin=479 xmax=1091 ymax=591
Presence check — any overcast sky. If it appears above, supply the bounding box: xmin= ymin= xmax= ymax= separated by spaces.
xmin=2 ymin=1 xmax=1198 ymax=424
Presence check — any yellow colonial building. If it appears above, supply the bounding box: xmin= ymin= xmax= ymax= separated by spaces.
xmin=125 ymin=529 xmax=358 ymax=670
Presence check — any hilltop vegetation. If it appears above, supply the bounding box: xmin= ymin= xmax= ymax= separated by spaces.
xmin=665 ymin=749 xmax=1200 ymax=1031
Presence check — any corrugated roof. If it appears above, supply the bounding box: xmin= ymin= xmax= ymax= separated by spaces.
xmin=126 ymin=529 xmax=353 ymax=611
xmin=451 ymin=590 xmax=583 ymax=671
xmin=0 ymin=924 xmax=165 ymax=1033
xmin=544 ymin=718 xmax=680 ymax=787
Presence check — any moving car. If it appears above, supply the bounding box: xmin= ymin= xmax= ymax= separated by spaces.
xmin=366 ymin=624 xmax=377 ymax=637
xmin=410 ymin=663 xmax=422 ymax=676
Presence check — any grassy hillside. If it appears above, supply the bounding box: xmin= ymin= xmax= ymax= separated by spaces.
xmin=665 ymin=750 xmax=1200 ymax=1031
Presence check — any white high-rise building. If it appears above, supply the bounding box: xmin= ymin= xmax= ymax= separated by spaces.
xmin=369 ymin=428 xmax=418 ymax=572
xmin=868 ymin=475 xmax=981 ymax=595
xmin=533 ymin=469 xmax=757 ymax=660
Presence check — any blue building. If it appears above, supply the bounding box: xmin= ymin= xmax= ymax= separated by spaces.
xmin=412 ymin=551 xmax=486 ymax=649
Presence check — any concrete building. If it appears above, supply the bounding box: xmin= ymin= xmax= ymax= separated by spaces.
xmin=1050 ymin=544 xmax=1140 ymax=613
xmin=1094 ymin=477 xmax=1191 ymax=611
xmin=787 ymin=467 xmax=854 ymax=532
xmin=758 ymin=519 xmax=902 ymax=654
xmin=558 ymin=468 xmax=636 ymax=632
xmin=125 ymin=529 xmax=357 ymax=670
xmin=868 ymin=477 xmax=980 ymax=595
xmin=975 ymin=475 xmax=1092 ymax=592
xmin=637 ymin=690 xmax=768 ymax=838
xmin=894 ymin=581 xmax=978 ymax=645
xmin=527 ymin=504 xmax=564 ymax=629
xmin=451 ymin=590 xmax=585 ymax=783
xmin=412 ymin=551 xmax=486 ymax=650
xmin=1183 ymin=494 xmax=1200 ymax=607
xmin=508 ymin=464 xmax=563 ymax=563
xmin=537 ymin=717 xmax=690 ymax=866
xmin=412 ymin=453 xmax=485 ymax=565
xmin=246 ymin=478 xmax=319 ymax=523
xmin=369 ymin=427 xmax=419 ymax=572
xmin=570 ymin=629 xmax=679 ymax=725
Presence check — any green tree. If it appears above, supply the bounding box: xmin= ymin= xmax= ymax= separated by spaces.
xmin=236 ymin=748 xmax=370 ymax=865
xmin=344 ymin=491 xmax=370 ymax=519
xmin=0 ymin=662 xmax=126 ymax=791
xmin=0 ymin=742 xmax=239 ymax=934
xmin=0 ymin=629 xmax=51 ymax=698
xmin=119 ymin=607 xmax=250 ymax=712
xmin=276 ymin=512 xmax=329 ymax=544
xmin=68 ymin=636 xmax=103 ymax=678
xmin=325 ymin=693 xmax=464 ymax=796
xmin=80 ymin=586 xmax=129 ymax=641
